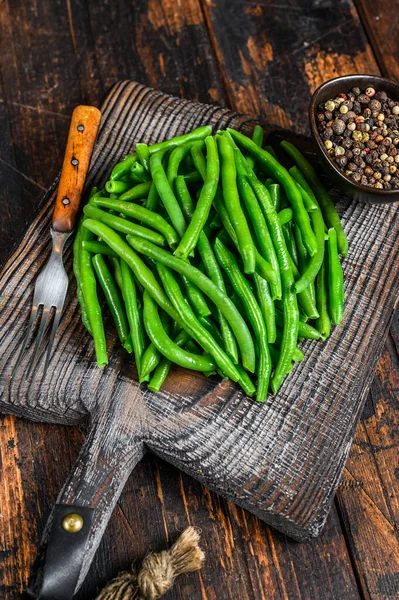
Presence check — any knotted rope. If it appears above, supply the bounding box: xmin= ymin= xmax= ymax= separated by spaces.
xmin=95 ymin=527 xmax=205 ymax=600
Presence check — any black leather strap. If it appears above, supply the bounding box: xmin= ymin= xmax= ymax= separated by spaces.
xmin=38 ymin=504 xmax=95 ymax=600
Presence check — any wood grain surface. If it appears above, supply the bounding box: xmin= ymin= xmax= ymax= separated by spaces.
xmin=0 ymin=1 xmax=398 ymax=599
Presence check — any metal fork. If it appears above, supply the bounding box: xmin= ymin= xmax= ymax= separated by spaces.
xmin=12 ymin=105 xmax=101 ymax=379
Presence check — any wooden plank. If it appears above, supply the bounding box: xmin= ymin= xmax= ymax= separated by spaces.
xmin=354 ymin=0 xmax=399 ymax=81
xmin=200 ymin=0 xmax=379 ymax=134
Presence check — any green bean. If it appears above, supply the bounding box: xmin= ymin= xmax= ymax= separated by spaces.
xmin=327 ymin=228 xmax=344 ymax=324
xmin=269 ymin=184 xmax=280 ymax=211
xmin=235 ymin=364 xmax=256 ymax=396
xmin=264 ymin=145 xmax=278 ymax=160
xmin=181 ymin=275 xmax=211 ymax=318
xmin=105 ymin=180 xmax=134 ymax=195
xmin=228 ymin=129 xmax=318 ymax=257
xmin=144 ymin=181 xmax=159 ymax=211
xmin=253 ymin=273 xmax=276 ymax=344
xmin=196 ymin=232 xmax=238 ymax=363
xmin=198 ymin=315 xmax=224 ymax=348
xmin=315 ymin=257 xmax=331 ymax=341
xmin=217 ymin=134 xmax=256 ymax=274
xmin=278 ymin=208 xmax=293 ymax=226
xmin=115 ymin=181 xmax=152 ymax=202
xmin=190 ymin=142 xmax=207 ymax=180
xmin=92 ymin=254 xmax=132 ymax=353
xmin=175 ymin=136 xmax=220 ymax=259
xmin=246 ymin=125 xmax=264 ymax=170
xmin=82 ymin=240 xmax=118 ymax=257
xmin=120 ymin=259 xmax=146 ymax=376
xmin=214 ymin=239 xmax=271 ymax=402
xmin=92 ymin=197 xmax=179 ymax=248
xmin=175 ymin=175 xmax=195 ymax=219
xmin=73 ymin=217 xmax=93 ymax=335
xmin=293 ymin=224 xmax=316 ymax=305
xmin=167 ymin=144 xmax=192 ymax=188
xmin=265 ymin=178 xmax=276 ymax=188
xmin=233 ymin=145 xmax=281 ymax=300
xmin=143 ymin=291 xmax=217 ymax=372
xmin=109 ymin=256 xmax=123 ymax=290
xmin=287 ymin=252 xmax=319 ymax=319
xmin=150 ymin=149 xmax=187 ymax=237
xmin=157 ymin=264 xmax=240 ymax=381
xmin=131 ymin=161 xmax=151 ymax=182
xmin=290 ymin=172 xmax=318 ymax=212
xmin=274 ymin=331 xmax=304 ymax=362
xmin=183 ymin=170 xmax=202 ymax=184
xmin=291 ymin=187 xmax=325 ymax=294
xmin=280 ymin=141 xmax=348 ymax=256
xmin=244 ymin=171 xmax=299 ymax=393
xmin=148 ymin=126 xmax=212 ymax=155
xmin=110 ymin=153 xmax=137 ymax=181
xmin=126 ymin=234 xmax=256 ymax=372
xmin=275 ymin=309 xmax=320 ymax=340
xmin=80 ymin=230 xmax=107 ymax=366
xmin=136 ymin=143 xmax=150 ymax=172
xmin=140 ymin=343 xmax=160 ymax=382
xmin=83 ymin=205 xmax=165 ymax=246
xmin=148 ymin=329 xmax=190 ymax=392
xmin=209 ymin=213 xmax=221 ymax=230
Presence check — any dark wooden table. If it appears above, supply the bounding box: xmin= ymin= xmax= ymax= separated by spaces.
xmin=0 ymin=1 xmax=398 ymax=599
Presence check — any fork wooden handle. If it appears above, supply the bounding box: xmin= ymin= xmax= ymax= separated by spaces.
xmin=52 ymin=105 xmax=101 ymax=233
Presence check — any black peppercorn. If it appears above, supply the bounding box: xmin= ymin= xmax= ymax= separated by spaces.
xmin=375 ymin=90 xmax=388 ymax=102
xmin=352 ymin=87 xmax=361 ymax=96
xmin=335 ymin=156 xmax=348 ymax=169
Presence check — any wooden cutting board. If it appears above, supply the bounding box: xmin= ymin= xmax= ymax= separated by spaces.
xmin=1 ymin=80 xmax=399 ymax=593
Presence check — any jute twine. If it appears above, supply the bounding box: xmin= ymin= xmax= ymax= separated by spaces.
xmin=95 ymin=527 xmax=205 ymax=600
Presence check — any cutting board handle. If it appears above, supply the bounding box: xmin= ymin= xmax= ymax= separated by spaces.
xmin=27 ymin=399 xmax=145 ymax=599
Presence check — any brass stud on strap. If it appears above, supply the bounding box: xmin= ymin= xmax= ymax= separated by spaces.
xmin=62 ymin=512 xmax=84 ymax=533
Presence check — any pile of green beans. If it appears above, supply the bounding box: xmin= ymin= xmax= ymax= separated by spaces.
xmin=73 ymin=124 xmax=348 ymax=401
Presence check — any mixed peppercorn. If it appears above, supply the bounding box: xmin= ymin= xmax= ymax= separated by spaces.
xmin=316 ymin=87 xmax=399 ymax=189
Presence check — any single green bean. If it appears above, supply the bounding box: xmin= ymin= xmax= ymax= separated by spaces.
xmin=92 ymin=197 xmax=179 ymax=248
xmin=73 ymin=217 xmax=93 ymax=335
xmin=144 ymin=181 xmax=159 ymax=211
xmin=167 ymin=144 xmax=192 ymax=188
xmin=175 ymin=175 xmax=195 ymax=219
xmin=269 ymin=184 xmax=281 ymax=212
xmin=181 ymin=275 xmax=211 ymax=318
xmin=327 ymin=228 xmax=344 ymax=324
xmin=246 ymin=125 xmax=264 ymax=170
xmin=175 ymin=136 xmax=220 ymax=259
xmin=115 ymin=181 xmax=151 ymax=202
xmin=253 ymin=273 xmax=276 ymax=344
xmin=105 ymin=180 xmax=133 ymax=195
xmin=82 ymin=240 xmax=118 ymax=257
xmin=92 ymin=254 xmax=132 ymax=353
xmin=80 ymin=239 xmax=107 ymax=366
xmin=290 ymin=171 xmax=318 ymax=212
xmin=136 ymin=143 xmax=150 ymax=172
xmin=315 ymin=257 xmax=331 ymax=341
xmin=281 ymin=141 xmax=348 ymax=256
xmin=150 ymin=149 xmax=187 ymax=237
xmin=120 ymin=259 xmax=146 ymax=376
xmin=110 ymin=153 xmax=137 ymax=181
xmin=275 ymin=309 xmax=321 ymax=340
xmin=83 ymin=205 xmax=165 ymax=246
xmin=148 ymin=126 xmax=212 ymax=155
xmin=148 ymin=329 xmax=190 ymax=392
xmin=277 ymin=208 xmax=293 ymax=226
xmin=109 ymin=256 xmax=124 ymax=290
xmin=217 ymin=134 xmax=256 ymax=274
xmin=214 ymin=239 xmax=271 ymax=402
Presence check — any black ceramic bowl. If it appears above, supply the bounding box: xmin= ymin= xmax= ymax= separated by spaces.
xmin=310 ymin=74 xmax=399 ymax=204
